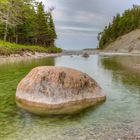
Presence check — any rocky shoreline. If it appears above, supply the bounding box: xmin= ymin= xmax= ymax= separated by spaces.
xmin=0 ymin=50 xmax=140 ymax=65
xmin=0 ymin=50 xmax=96 ymax=65
xmin=0 ymin=52 xmax=63 ymax=65
xmin=0 ymin=50 xmax=99 ymax=59
xmin=0 ymin=52 xmax=62 ymax=59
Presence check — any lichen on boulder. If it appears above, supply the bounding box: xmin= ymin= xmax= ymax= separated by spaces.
xmin=16 ymin=66 xmax=106 ymax=115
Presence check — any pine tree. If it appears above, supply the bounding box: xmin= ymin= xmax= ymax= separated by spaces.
xmin=48 ymin=12 xmax=57 ymax=46
xmin=36 ymin=2 xmax=48 ymax=46
xmin=16 ymin=2 xmax=36 ymax=44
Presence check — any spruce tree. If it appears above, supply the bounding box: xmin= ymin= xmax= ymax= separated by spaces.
xmin=16 ymin=2 xmax=36 ymax=44
xmin=36 ymin=2 xmax=48 ymax=46
xmin=48 ymin=12 xmax=57 ymax=46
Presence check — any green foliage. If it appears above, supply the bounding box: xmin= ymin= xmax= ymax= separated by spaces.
xmin=0 ymin=0 xmax=57 ymax=48
xmin=47 ymin=47 xmax=62 ymax=53
xmin=36 ymin=2 xmax=49 ymax=46
xmin=98 ymin=5 xmax=140 ymax=49
xmin=0 ymin=40 xmax=62 ymax=55
xmin=48 ymin=12 xmax=57 ymax=44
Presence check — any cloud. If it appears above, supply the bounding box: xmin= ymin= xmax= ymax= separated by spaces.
xmin=41 ymin=0 xmax=140 ymax=49
xmin=56 ymin=26 xmax=101 ymax=36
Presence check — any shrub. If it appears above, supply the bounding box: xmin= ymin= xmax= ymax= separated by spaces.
xmin=47 ymin=47 xmax=62 ymax=53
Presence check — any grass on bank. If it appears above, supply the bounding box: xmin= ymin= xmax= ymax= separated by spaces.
xmin=0 ymin=40 xmax=62 ymax=56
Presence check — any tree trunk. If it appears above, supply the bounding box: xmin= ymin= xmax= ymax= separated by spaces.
xmin=4 ymin=22 xmax=8 ymax=41
xmin=4 ymin=8 xmax=10 ymax=42
xmin=16 ymin=34 xmax=18 ymax=44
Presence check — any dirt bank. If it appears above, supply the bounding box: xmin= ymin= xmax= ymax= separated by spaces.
xmin=104 ymin=29 xmax=140 ymax=54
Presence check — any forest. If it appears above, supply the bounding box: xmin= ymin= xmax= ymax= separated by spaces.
xmin=0 ymin=0 xmax=57 ymax=47
xmin=98 ymin=5 xmax=140 ymax=49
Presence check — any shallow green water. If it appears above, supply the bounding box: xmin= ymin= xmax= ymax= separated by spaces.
xmin=0 ymin=55 xmax=140 ymax=140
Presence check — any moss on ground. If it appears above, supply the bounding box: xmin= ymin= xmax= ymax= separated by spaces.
xmin=0 ymin=40 xmax=62 ymax=55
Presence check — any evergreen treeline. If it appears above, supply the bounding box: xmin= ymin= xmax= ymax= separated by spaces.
xmin=98 ymin=5 xmax=140 ymax=49
xmin=0 ymin=0 xmax=57 ymax=47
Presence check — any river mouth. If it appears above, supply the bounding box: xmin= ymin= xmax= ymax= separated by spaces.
xmin=0 ymin=55 xmax=140 ymax=140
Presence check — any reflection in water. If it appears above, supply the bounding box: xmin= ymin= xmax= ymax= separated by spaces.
xmin=100 ymin=56 xmax=140 ymax=89
xmin=0 ymin=55 xmax=140 ymax=140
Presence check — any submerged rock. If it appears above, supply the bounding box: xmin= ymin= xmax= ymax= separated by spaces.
xmin=82 ymin=53 xmax=89 ymax=58
xmin=16 ymin=66 xmax=106 ymax=115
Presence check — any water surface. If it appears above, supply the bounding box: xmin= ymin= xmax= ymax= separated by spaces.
xmin=0 ymin=55 xmax=140 ymax=140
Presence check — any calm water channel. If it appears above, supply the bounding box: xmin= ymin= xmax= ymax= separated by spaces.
xmin=0 ymin=55 xmax=140 ymax=140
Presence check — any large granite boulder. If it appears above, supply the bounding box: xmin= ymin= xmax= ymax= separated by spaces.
xmin=16 ymin=66 xmax=106 ymax=115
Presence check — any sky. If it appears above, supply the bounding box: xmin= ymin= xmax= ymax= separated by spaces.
xmin=42 ymin=0 xmax=140 ymax=50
